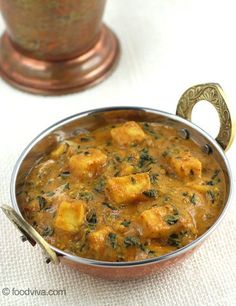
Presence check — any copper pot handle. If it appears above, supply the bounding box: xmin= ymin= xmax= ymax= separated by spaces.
xmin=0 ymin=205 xmax=59 ymax=264
xmin=176 ymin=83 xmax=235 ymax=151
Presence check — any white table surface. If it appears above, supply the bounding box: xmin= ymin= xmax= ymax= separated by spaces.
xmin=0 ymin=1 xmax=236 ymax=305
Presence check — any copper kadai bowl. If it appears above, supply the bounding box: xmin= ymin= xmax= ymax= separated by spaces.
xmin=1 ymin=83 xmax=235 ymax=280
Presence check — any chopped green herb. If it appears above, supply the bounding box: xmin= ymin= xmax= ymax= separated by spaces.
xmin=211 ymin=169 xmax=220 ymax=180
xmin=207 ymin=190 xmax=216 ymax=204
xmin=149 ymin=173 xmax=159 ymax=184
xmin=121 ymin=220 xmax=131 ymax=227
xmin=126 ymin=156 xmax=134 ymax=162
xmin=130 ymin=176 xmax=136 ymax=184
xmin=163 ymin=196 xmax=171 ymax=203
xmin=114 ymin=171 xmax=120 ymax=177
xmin=42 ymin=226 xmax=54 ymax=237
xmin=59 ymin=171 xmax=70 ymax=178
xmin=162 ymin=151 xmax=169 ymax=158
xmin=139 ymin=243 xmax=148 ymax=252
xmin=142 ymin=123 xmax=161 ymax=139
xmin=25 ymin=181 xmax=35 ymax=187
xmin=143 ymin=189 xmax=158 ymax=198
xmin=139 ymin=243 xmax=156 ymax=255
xmin=86 ymin=212 xmax=97 ymax=226
xmin=138 ymin=148 xmax=155 ymax=168
xmin=190 ymin=193 xmax=197 ymax=205
xmin=117 ymin=255 xmax=125 ymax=262
xmin=77 ymin=145 xmax=82 ymax=154
xmin=183 ymin=192 xmax=198 ymax=205
xmin=37 ymin=196 xmax=47 ymax=210
xmin=168 ymin=233 xmax=181 ymax=247
xmin=204 ymin=213 xmax=213 ymax=220
xmin=94 ymin=178 xmax=106 ymax=193
xmin=79 ymin=243 xmax=86 ymax=252
xmin=63 ymin=183 xmax=70 ymax=190
xmin=80 ymin=137 xmax=91 ymax=142
xmin=206 ymin=180 xmax=214 ymax=186
xmin=115 ymin=155 xmax=122 ymax=162
xmin=108 ymin=233 xmax=117 ymax=249
xmin=164 ymin=206 xmax=179 ymax=225
xmin=102 ymin=202 xmax=117 ymax=210
xmin=124 ymin=236 xmax=140 ymax=247
xmin=148 ymin=250 xmax=156 ymax=256
xmin=206 ymin=178 xmax=221 ymax=186
xmin=164 ymin=214 xmax=179 ymax=225
xmin=83 ymin=228 xmax=91 ymax=239
xmin=79 ymin=191 xmax=93 ymax=202
xmin=143 ymin=123 xmax=150 ymax=129
xmin=45 ymin=191 xmax=55 ymax=197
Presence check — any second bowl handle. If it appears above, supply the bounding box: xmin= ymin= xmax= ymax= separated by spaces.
xmin=176 ymin=83 xmax=234 ymax=151
xmin=0 ymin=205 xmax=59 ymax=265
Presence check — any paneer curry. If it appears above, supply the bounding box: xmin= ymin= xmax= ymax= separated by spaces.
xmin=18 ymin=121 xmax=225 ymax=262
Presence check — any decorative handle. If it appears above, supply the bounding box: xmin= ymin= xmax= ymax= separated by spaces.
xmin=176 ymin=83 xmax=235 ymax=151
xmin=1 ymin=205 xmax=59 ymax=264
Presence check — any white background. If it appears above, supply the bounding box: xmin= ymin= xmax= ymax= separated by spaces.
xmin=0 ymin=1 xmax=236 ymax=305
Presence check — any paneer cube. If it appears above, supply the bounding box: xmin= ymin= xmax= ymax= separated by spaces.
xmin=69 ymin=149 xmax=107 ymax=179
xmin=51 ymin=143 xmax=68 ymax=159
xmin=111 ymin=121 xmax=146 ymax=146
xmin=137 ymin=205 xmax=196 ymax=239
xmin=54 ymin=200 xmax=85 ymax=233
xmin=88 ymin=227 xmax=110 ymax=255
xmin=168 ymin=153 xmax=202 ymax=178
xmin=105 ymin=173 xmax=151 ymax=204
xmin=137 ymin=205 xmax=172 ymax=238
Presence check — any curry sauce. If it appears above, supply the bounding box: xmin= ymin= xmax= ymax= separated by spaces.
xmin=18 ymin=121 xmax=225 ymax=262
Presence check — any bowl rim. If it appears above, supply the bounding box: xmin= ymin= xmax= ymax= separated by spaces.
xmin=10 ymin=106 xmax=233 ymax=268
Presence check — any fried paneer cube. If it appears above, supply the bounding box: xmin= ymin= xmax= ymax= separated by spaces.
xmin=51 ymin=143 xmax=68 ymax=159
xmin=137 ymin=204 xmax=196 ymax=239
xmin=69 ymin=149 xmax=107 ymax=179
xmin=105 ymin=173 xmax=151 ymax=204
xmin=111 ymin=121 xmax=146 ymax=146
xmin=168 ymin=152 xmax=202 ymax=178
xmin=54 ymin=200 xmax=85 ymax=233
xmin=88 ymin=227 xmax=110 ymax=255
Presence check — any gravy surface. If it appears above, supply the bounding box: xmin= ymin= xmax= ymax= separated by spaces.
xmin=18 ymin=121 xmax=225 ymax=262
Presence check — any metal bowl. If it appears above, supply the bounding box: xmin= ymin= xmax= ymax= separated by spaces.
xmin=2 ymin=83 xmax=234 ymax=280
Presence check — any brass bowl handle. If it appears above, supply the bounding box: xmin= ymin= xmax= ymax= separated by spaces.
xmin=176 ymin=83 xmax=235 ymax=151
xmin=0 ymin=205 xmax=59 ymax=264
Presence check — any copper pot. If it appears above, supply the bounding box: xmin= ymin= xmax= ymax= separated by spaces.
xmin=1 ymin=83 xmax=234 ymax=280
xmin=0 ymin=0 xmax=120 ymax=95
